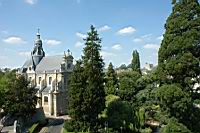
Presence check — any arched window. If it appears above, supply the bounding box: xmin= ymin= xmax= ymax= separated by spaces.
xmin=44 ymin=96 xmax=48 ymax=105
xmin=49 ymin=77 xmax=52 ymax=85
xmin=38 ymin=77 xmax=42 ymax=84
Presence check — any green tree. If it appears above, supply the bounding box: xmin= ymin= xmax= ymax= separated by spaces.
xmin=157 ymin=0 xmax=200 ymax=92
xmin=1 ymin=74 xmax=37 ymax=120
xmin=106 ymin=99 xmax=135 ymax=132
xmin=68 ymin=60 xmax=86 ymax=121
xmin=156 ymin=84 xmax=192 ymax=121
xmin=105 ymin=62 xmax=118 ymax=95
xmin=82 ymin=25 xmax=105 ymax=130
xmin=155 ymin=1 xmax=200 ymax=131
xmin=117 ymin=71 xmax=141 ymax=104
xmin=161 ymin=118 xmax=191 ymax=133
xmin=131 ymin=50 xmax=141 ymax=74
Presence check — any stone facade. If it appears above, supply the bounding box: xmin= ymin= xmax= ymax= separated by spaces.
xmin=18 ymin=31 xmax=73 ymax=116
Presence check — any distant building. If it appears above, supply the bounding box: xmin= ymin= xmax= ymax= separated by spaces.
xmin=18 ymin=31 xmax=74 ymax=116
xmin=141 ymin=63 xmax=155 ymax=75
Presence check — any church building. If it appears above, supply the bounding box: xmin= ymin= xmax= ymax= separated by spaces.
xmin=18 ymin=31 xmax=74 ymax=116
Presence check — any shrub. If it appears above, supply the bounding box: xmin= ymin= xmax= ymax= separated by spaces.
xmin=28 ymin=123 xmax=39 ymax=133
xmin=140 ymin=128 xmax=152 ymax=133
xmin=64 ymin=120 xmax=90 ymax=132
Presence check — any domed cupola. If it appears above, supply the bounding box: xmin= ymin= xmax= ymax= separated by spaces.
xmin=34 ymin=32 xmax=42 ymax=46
xmin=31 ymin=29 xmax=45 ymax=69
xmin=66 ymin=49 xmax=73 ymax=70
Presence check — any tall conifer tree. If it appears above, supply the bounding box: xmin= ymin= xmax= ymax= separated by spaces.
xmin=105 ymin=62 xmax=118 ymax=95
xmin=156 ymin=0 xmax=200 ymax=132
xmin=82 ymin=25 xmax=105 ymax=129
xmin=68 ymin=60 xmax=86 ymax=120
xmin=157 ymin=0 xmax=200 ymax=91
xmin=131 ymin=50 xmax=141 ymax=75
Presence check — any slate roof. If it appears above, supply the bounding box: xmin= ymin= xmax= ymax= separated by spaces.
xmin=19 ymin=58 xmax=34 ymax=73
xmin=35 ymin=55 xmax=63 ymax=73
xmin=20 ymin=55 xmax=63 ymax=73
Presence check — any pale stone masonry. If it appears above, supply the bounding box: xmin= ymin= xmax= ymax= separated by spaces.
xmin=18 ymin=31 xmax=74 ymax=116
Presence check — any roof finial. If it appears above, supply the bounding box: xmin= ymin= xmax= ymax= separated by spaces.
xmin=67 ymin=49 xmax=70 ymax=55
xmin=36 ymin=28 xmax=40 ymax=36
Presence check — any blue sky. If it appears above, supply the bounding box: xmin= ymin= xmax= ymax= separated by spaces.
xmin=0 ymin=0 xmax=172 ymax=68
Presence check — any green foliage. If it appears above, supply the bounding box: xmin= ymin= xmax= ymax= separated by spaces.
xmin=117 ymin=71 xmax=141 ymax=104
xmin=155 ymin=1 xmax=200 ymax=132
xmin=194 ymin=99 xmax=200 ymax=104
xmin=100 ymin=94 xmax=120 ymax=119
xmin=0 ymin=71 xmax=37 ymax=120
xmin=140 ymin=128 xmax=152 ymax=133
xmin=131 ymin=50 xmax=141 ymax=74
xmin=138 ymin=108 xmax=145 ymax=128
xmin=64 ymin=120 xmax=90 ymax=132
xmin=98 ymin=128 xmax=119 ymax=133
xmin=28 ymin=123 xmax=39 ymax=133
xmin=156 ymin=84 xmax=192 ymax=121
xmin=136 ymin=84 xmax=156 ymax=107
xmin=160 ymin=118 xmax=191 ymax=133
xmin=68 ymin=25 xmax=105 ymax=132
xmin=105 ymin=62 xmax=118 ymax=95
xmin=106 ymin=99 xmax=135 ymax=132
xmin=68 ymin=60 xmax=86 ymax=120
xmin=105 ymin=94 xmax=120 ymax=107
xmin=82 ymin=25 xmax=105 ymax=129
xmin=157 ymin=0 xmax=200 ymax=91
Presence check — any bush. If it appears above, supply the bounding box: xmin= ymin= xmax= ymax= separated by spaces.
xmin=106 ymin=100 xmax=135 ymax=131
xmin=63 ymin=120 xmax=90 ymax=132
xmin=98 ymin=128 xmax=119 ymax=133
xmin=194 ymin=99 xmax=200 ymax=104
xmin=140 ymin=128 xmax=152 ymax=133
xmin=28 ymin=123 xmax=39 ymax=133
xmin=160 ymin=118 xmax=191 ymax=133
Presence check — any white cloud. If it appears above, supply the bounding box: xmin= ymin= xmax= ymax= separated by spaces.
xmin=112 ymin=44 xmax=122 ymax=50
xmin=3 ymin=36 xmax=26 ymax=45
xmin=76 ymin=32 xmax=87 ymax=39
xmin=117 ymin=26 xmax=136 ymax=35
xmin=133 ymin=38 xmax=143 ymax=43
xmin=75 ymin=41 xmax=84 ymax=48
xmin=24 ymin=0 xmax=38 ymax=5
xmin=144 ymin=44 xmax=160 ymax=50
xmin=141 ymin=34 xmax=152 ymax=39
xmin=18 ymin=51 xmax=30 ymax=57
xmin=157 ymin=35 xmax=164 ymax=40
xmin=98 ymin=25 xmax=111 ymax=32
xmin=44 ymin=39 xmax=61 ymax=45
xmin=100 ymin=51 xmax=116 ymax=57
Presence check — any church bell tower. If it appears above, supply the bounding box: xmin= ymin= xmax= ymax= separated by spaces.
xmin=31 ymin=29 xmax=45 ymax=69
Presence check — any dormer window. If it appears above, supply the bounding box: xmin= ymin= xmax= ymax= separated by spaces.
xmin=67 ymin=63 xmax=71 ymax=69
xmin=49 ymin=77 xmax=52 ymax=85
xmin=39 ymin=77 xmax=42 ymax=84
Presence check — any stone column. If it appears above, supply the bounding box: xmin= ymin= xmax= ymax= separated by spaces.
xmin=36 ymin=90 xmax=42 ymax=108
xmin=53 ymin=91 xmax=59 ymax=117
xmin=48 ymin=90 xmax=53 ymax=116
